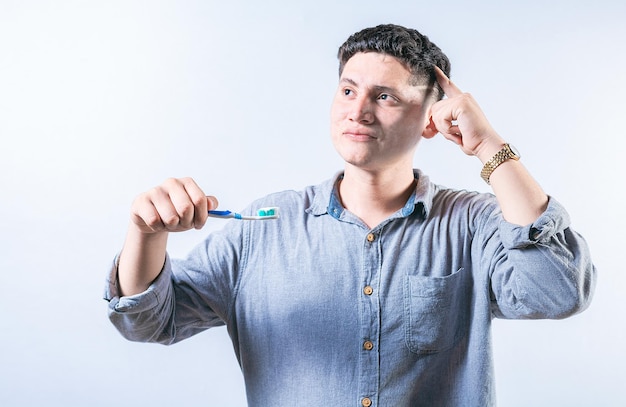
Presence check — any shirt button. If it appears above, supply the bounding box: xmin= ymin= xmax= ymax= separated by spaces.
xmin=363 ymin=285 xmax=373 ymax=295
xmin=362 ymin=397 xmax=372 ymax=407
xmin=363 ymin=340 xmax=374 ymax=351
xmin=530 ymin=227 xmax=540 ymax=240
xmin=366 ymin=233 xmax=375 ymax=242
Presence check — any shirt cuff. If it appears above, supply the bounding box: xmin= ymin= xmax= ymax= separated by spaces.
xmin=103 ymin=253 xmax=172 ymax=314
xmin=499 ymin=197 xmax=571 ymax=249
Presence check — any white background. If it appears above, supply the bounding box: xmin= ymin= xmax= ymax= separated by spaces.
xmin=1 ymin=1 xmax=624 ymax=406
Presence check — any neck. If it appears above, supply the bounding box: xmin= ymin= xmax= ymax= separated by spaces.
xmin=338 ymin=164 xmax=416 ymax=229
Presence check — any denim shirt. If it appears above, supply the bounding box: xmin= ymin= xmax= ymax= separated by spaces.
xmin=105 ymin=170 xmax=596 ymax=407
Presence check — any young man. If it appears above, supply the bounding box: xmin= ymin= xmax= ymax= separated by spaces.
xmin=105 ymin=24 xmax=596 ymax=406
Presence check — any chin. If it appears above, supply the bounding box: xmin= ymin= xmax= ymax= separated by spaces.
xmin=335 ymin=147 xmax=370 ymax=165
xmin=341 ymin=155 xmax=379 ymax=170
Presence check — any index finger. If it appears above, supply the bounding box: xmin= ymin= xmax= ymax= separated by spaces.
xmin=434 ymin=65 xmax=463 ymax=98
xmin=179 ymin=178 xmax=213 ymax=229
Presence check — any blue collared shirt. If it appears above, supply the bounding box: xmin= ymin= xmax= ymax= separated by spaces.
xmin=105 ymin=170 xmax=596 ymax=406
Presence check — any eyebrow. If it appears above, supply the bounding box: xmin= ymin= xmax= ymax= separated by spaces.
xmin=340 ymin=77 xmax=400 ymax=95
xmin=340 ymin=77 xmax=432 ymax=94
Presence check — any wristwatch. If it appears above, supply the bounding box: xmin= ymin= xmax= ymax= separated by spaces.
xmin=480 ymin=143 xmax=521 ymax=184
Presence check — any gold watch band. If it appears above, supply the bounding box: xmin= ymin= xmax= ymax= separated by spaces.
xmin=480 ymin=143 xmax=520 ymax=184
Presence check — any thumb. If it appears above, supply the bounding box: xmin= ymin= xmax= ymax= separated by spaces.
xmin=206 ymin=195 xmax=219 ymax=211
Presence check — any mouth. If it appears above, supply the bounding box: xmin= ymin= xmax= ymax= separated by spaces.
xmin=343 ymin=129 xmax=376 ymax=141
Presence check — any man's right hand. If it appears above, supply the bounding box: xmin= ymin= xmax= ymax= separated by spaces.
xmin=117 ymin=177 xmax=218 ymax=296
xmin=130 ymin=177 xmax=219 ymax=234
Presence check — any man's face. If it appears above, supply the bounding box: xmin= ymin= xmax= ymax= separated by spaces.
xmin=330 ymin=52 xmax=433 ymax=172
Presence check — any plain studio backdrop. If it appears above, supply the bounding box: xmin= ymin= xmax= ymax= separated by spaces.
xmin=1 ymin=1 xmax=624 ymax=406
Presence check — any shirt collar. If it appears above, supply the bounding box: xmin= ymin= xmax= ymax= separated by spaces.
xmin=307 ymin=169 xmax=435 ymax=220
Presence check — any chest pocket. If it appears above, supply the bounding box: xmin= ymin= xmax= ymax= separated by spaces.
xmin=403 ymin=268 xmax=471 ymax=354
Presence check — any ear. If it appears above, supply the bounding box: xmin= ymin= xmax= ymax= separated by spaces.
xmin=421 ymin=109 xmax=438 ymax=139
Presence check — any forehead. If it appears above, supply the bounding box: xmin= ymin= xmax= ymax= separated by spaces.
xmin=340 ymin=52 xmax=432 ymax=97
xmin=341 ymin=52 xmax=412 ymax=85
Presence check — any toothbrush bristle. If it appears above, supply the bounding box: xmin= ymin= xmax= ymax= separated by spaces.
xmin=257 ymin=207 xmax=278 ymax=217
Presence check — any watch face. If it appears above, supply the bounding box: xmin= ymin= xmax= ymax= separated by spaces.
xmin=509 ymin=144 xmax=521 ymax=159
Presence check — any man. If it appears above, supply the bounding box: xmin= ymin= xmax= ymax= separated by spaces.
xmin=105 ymin=24 xmax=596 ymax=406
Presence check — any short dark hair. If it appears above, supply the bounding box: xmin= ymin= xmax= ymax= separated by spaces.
xmin=337 ymin=24 xmax=451 ymax=101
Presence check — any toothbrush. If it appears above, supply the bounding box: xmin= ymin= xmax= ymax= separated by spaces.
xmin=208 ymin=206 xmax=280 ymax=220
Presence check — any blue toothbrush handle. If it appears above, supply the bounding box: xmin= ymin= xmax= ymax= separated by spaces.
xmin=208 ymin=210 xmax=233 ymax=217
xmin=208 ymin=207 xmax=279 ymax=220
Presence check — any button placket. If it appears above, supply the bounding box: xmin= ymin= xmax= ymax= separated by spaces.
xmin=359 ymin=229 xmax=380 ymax=407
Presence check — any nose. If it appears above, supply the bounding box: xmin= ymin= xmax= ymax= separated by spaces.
xmin=348 ymin=95 xmax=374 ymax=124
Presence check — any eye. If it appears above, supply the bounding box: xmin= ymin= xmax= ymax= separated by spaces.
xmin=377 ymin=93 xmax=400 ymax=105
xmin=378 ymin=93 xmax=398 ymax=102
xmin=343 ymin=88 xmax=353 ymax=96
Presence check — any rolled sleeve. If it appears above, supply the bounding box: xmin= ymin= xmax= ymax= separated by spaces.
xmin=489 ymin=196 xmax=596 ymax=320
xmin=104 ymin=254 xmax=175 ymax=343
xmin=498 ymin=197 xmax=571 ymax=249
